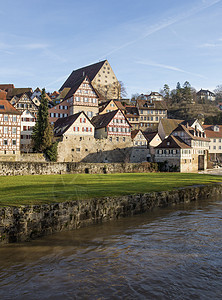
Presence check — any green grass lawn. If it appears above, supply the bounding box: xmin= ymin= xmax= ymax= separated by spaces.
xmin=0 ymin=173 xmax=222 ymax=206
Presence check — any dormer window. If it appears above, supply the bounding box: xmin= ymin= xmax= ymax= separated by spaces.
xmin=167 ymin=142 xmax=170 ymax=146
xmin=213 ymin=125 xmax=219 ymax=132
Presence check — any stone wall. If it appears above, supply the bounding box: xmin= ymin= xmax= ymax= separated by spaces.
xmin=20 ymin=153 xmax=46 ymax=162
xmin=0 ymin=183 xmax=222 ymax=244
xmin=0 ymin=161 xmax=157 ymax=176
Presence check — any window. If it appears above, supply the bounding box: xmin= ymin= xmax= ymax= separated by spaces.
xmin=13 ymin=116 xmax=17 ymax=122
xmin=3 ymin=139 xmax=8 ymax=145
xmin=87 ymin=111 xmax=93 ymax=118
xmin=12 ymin=127 xmax=16 ymax=134
xmin=4 ymin=115 xmax=8 ymax=121
xmin=109 ymin=137 xmax=112 ymax=142
xmin=213 ymin=139 xmax=216 ymax=142
xmin=4 ymin=127 xmax=8 ymax=134
xmin=12 ymin=139 xmax=16 ymax=145
xmin=116 ymin=137 xmax=119 ymax=142
xmin=123 ymin=137 xmax=125 ymax=142
xmin=76 ymin=148 xmax=80 ymax=152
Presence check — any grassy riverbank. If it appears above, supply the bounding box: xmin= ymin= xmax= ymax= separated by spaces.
xmin=0 ymin=173 xmax=222 ymax=206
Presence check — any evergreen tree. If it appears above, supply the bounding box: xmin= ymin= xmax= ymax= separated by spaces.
xmin=171 ymin=82 xmax=182 ymax=103
xmin=32 ymin=88 xmax=54 ymax=152
xmin=163 ymin=84 xmax=170 ymax=102
xmin=182 ymin=81 xmax=192 ymax=103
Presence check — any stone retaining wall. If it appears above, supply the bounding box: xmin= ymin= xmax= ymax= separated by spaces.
xmin=0 ymin=161 xmax=157 ymax=176
xmin=0 ymin=183 xmax=222 ymax=244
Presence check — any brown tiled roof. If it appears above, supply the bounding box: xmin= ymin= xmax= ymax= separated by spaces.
xmin=137 ymin=99 xmax=167 ymax=110
xmin=63 ymin=75 xmax=99 ymax=101
xmin=131 ymin=129 xmax=140 ymax=139
xmin=59 ymin=88 xmax=71 ymax=101
xmin=99 ymin=100 xmax=126 ymax=114
xmin=91 ymin=109 xmax=131 ymax=129
xmin=113 ymin=100 xmax=125 ymax=111
xmin=59 ymin=60 xmax=106 ymax=92
xmin=91 ymin=110 xmax=118 ymax=129
xmin=6 ymin=88 xmax=33 ymax=100
xmin=54 ymin=111 xmax=91 ymax=137
xmin=0 ymin=99 xmax=21 ymax=115
xmin=202 ymin=125 xmax=222 ymax=138
xmin=0 ymin=84 xmax=14 ymax=91
xmin=156 ymin=135 xmax=191 ymax=149
xmin=173 ymin=124 xmax=210 ymax=141
xmin=160 ymin=118 xmax=184 ymax=137
xmin=143 ymin=131 xmax=158 ymax=142
xmin=125 ymin=106 xmax=139 ymax=117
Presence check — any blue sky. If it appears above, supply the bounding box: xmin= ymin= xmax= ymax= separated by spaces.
xmin=0 ymin=0 xmax=222 ymax=97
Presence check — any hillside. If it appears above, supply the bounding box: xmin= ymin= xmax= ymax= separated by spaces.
xmin=167 ymin=102 xmax=220 ymax=121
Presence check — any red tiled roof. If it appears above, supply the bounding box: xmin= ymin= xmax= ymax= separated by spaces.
xmin=0 ymin=90 xmax=7 ymax=100
xmin=0 ymin=99 xmax=21 ymax=115
xmin=202 ymin=125 xmax=222 ymax=138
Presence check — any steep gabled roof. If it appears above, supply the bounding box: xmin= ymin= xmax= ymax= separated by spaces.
xmin=180 ymin=119 xmax=198 ymax=127
xmin=143 ymin=131 xmax=159 ymax=142
xmin=99 ymin=99 xmax=125 ymax=113
xmin=131 ymin=129 xmax=141 ymax=139
xmin=63 ymin=75 xmax=99 ymax=101
xmin=59 ymin=60 xmax=106 ymax=92
xmin=91 ymin=110 xmax=118 ymax=129
xmin=54 ymin=111 xmax=92 ymax=137
xmin=156 ymin=135 xmax=191 ymax=149
xmin=91 ymin=109 xmax=131 ymax=129
xmin=159 ymin=118 xmax=184 ymax=137
xmin=0 ymin=99 xmax=21 ymax=115
xmin=197 ymin=89 xmax=215 ymax=96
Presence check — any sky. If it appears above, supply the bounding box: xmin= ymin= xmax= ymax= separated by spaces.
xmin=0 ymin=0 xmax=222 ymax=97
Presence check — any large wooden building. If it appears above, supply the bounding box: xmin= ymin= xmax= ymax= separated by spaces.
xmin=0 ymin=99 xmax=21 ymax=160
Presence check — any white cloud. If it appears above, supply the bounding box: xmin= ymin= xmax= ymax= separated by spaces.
xmin=136 ymin=60 xmax=207 ymax=79
xmin=21 ymin=43 xmax=49 ymax=50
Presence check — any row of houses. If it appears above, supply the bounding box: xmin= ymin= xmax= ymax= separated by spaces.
xmin=1 ymin=91 xmax=220 ymax=173
xmin=0 ymin=60 xmax=221 ymax=171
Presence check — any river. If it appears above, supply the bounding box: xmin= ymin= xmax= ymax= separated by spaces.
xmin=0 ymin=197 xmax=222 ymax=300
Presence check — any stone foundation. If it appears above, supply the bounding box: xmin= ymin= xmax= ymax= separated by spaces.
xmin=0 ymin=183 xmax=222 ymax=244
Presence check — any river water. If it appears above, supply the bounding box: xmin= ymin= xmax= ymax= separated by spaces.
xmin=0 ymin=197 xmax=222 ymax=300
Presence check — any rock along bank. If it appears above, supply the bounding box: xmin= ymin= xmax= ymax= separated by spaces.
xmin=0 ymin=183 xmax=222 ymax=244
